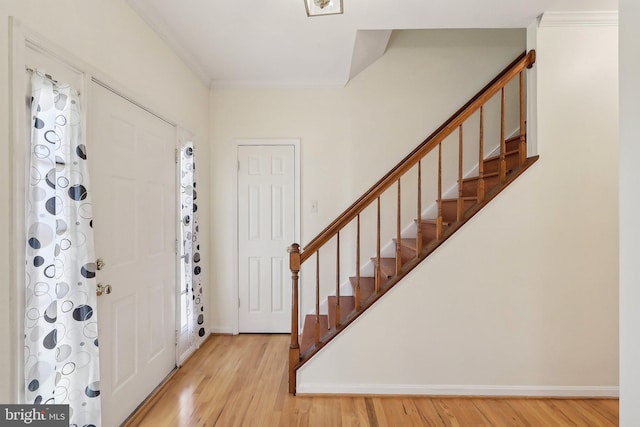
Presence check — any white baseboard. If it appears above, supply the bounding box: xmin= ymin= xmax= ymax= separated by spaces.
xmin=210 ymin=326 xmax=236 ymax=335
xmin=296 ymin=383 xmax=619 ymax=398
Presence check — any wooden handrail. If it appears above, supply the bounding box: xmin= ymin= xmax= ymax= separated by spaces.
xmin=300 ymin=50 xmax=536 ymax=263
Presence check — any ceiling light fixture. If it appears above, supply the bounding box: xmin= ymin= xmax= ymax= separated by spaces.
xmin=305 ymin=0 xmax=343 ymax=17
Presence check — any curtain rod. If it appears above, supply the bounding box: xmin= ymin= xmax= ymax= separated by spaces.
xmin=26 ymin=67 xmax=174 ymax=127
xmin=25 ymin=66 xmax=59 ymax=84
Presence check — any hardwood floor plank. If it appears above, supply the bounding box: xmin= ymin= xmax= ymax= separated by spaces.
xmin=472 ymin=398 xmax=531 ymax=427
xmin=506 ymin=399 xmax=558 ymax=426
xmin=399 ymin=398 xmax=438 ymax=427
xmin=430 ymin=399 xmax=461 ymax=427
xmin=364 ymin=397 xmax=379 ymax=427
xmin=340 ymin=397 xmax=370 ymax=427
xmin=413 ymin=399 xmax=449 ymax=427
xmin=434 ymin=398 xmax=485 ymax=427
xmin=124 ymin=335 xmax=619 ymax=427
xmin=380 ymin=397 xmax=416 ymax=426
xmin=370 ymin=397 xmax=392 ymax=426
xmin=573 ymin=399 xmax=619 ymax=426
xmin=542 ymin=400 xmax=585 ymax=427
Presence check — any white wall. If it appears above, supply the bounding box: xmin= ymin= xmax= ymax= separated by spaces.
xmin=0 ymin=0 xmax=210 ymax=402
xmin=297 ymin=17 xmax=619 ymax=395
xmin=209 ymin=29 xmax=526 ymax=333
xmin=619 ymin=0 xmax=639 ymax=424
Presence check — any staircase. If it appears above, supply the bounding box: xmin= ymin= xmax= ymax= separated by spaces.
xmin=287 ymin=50 xmax=538 ymax=394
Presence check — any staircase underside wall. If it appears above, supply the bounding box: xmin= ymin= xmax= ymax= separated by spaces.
xmin=297 ymin=18 xmax=619 ymax=396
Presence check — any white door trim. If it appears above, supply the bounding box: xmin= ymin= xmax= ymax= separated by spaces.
xmin=232 ymin=139 xmax=301 ymax=335
xmin=9 ymin=18 xmax=192 ymax=403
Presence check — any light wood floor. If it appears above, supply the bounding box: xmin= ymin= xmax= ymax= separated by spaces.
xmin=124 ymin=334 xmax=618 ymax=427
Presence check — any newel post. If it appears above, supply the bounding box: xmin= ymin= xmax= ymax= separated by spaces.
xmin=288 ymin=243 xmax=301 ymax=394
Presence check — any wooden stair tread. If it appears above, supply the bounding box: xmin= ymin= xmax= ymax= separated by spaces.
xmin=371 ymin=257 xmax=396 ymax=277
xmin=372 ymin=257 xmax=396 ymax=265
xmin=300 ymin=314 xmax=330 ymax=354
xmin=394 ymin=238 xmax=420 ymax=263
xmin=417 ymin=219 xmax=450 ymax=226
xmin=505 ymin=134 xmax=524 ymax=144
xmin=462 ymin=171 xmax=500 ymax=182
xmin=483 ymin=148 xmax=520 ymax=163
xmin=460 ymin=172 xmax=504 ymax=198
xmin=349 ymin=276 xmax=376 ymax=303
xmin=328 ymin=296 xmax=356 ymax=328
xmin=412 ymin=220 xmax=451 ymax=248
xmin=394 ymin=238 xmax=417 ymax=250
xmin=441 ymin=196 xmax=478 ymax=203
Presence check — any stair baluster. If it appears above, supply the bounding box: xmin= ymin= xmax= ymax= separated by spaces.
xmin=416 ymin=161 xmax=422 ymax=257
xmin=499 ymin=87 xmax=507 ymax=184
xmin=478 ymin=106 xmax=485 ymax=203
xmin=375 ymin=197 xmax=381 ymax=293
xmin=315 ymin=251 xmax=320 ymax=345
xmin=335 ymin=232 xmax=341 ymax=328
xmin=396 ymin=179 xmax=402 ymax=274
xmin=519 ymin=71 xmax=526 ymax=165
xmin=436 ymin=144 xmax=443 ymax=240
xmin=457 ymin=125 xmax=464 ymax=222
xmin=356 ymin=215 xmax=361 ymax=310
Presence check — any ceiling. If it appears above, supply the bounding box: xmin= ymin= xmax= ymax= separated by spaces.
xmin=127 ymin=0 xmax=618 ymax=88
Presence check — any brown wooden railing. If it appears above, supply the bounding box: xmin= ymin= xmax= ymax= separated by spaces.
xmin=288 ymin=50 xmax=536 ymax=394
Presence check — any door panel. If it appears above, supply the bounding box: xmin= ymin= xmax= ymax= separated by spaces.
xmin=238 ymin=145 xmax=295 ymax=333
xmin=112 ymin=295 xmax=137 ymax=392
xmin=90 ymin=83 xmax=176 ymax=426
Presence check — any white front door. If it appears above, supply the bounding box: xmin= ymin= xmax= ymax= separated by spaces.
xmin=89 ymin=83 xmax=177 ymax=426
xmin=238 ymin=145 xmax=295 ymax=333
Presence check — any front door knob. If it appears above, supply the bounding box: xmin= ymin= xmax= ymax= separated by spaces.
xmin=96 ymin=283 xmax=112 ymax=296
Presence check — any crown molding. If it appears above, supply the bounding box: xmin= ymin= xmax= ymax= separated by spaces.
xmin=539 ymin=11 xmax=618 ymax=27
xmin=126 ymin=0 xmax=212 ymax=87
xmin=209 ymin=79 xmax=347 ymax=89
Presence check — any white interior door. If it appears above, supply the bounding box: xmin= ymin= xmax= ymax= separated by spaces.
xmin=90 ymin=83 xmax=177 ymax=426
xmin=238 ymin=145 xmax=295 ymax=333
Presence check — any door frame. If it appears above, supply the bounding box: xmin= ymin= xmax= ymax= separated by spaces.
xmin=9 ymin=18 xmax=188 ymax=403
xmin=232 ymin=139 xmax=301 ymax=335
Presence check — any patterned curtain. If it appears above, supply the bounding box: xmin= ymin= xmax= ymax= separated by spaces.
xmin=180 ymin=143 xmax=206 ymax=347
xmin=24 ymin=72 xmax=101 ymax=425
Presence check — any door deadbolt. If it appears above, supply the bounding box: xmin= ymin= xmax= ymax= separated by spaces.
xmin=96 ymin=258 xmax=106 ymax=271
xmin=96 ymin=283 xmax=112 ymax=296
